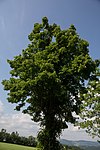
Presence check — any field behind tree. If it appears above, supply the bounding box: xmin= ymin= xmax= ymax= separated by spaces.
xmin=0 ymin=142 xmax=38 ymax=150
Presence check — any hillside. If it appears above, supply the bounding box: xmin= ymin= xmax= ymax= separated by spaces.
xmin=60 ymin=139 xmax=100 ymax=150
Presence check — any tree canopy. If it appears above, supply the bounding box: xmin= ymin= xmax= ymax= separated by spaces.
xmin=2 ymin=17 xmax=99 ymax=150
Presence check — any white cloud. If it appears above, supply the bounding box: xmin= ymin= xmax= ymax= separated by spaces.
xmin=61 ymin=124 xmax=99 ymax=141
xmin=0 ymin=112 xmax=39 ymax=137
xmin=0 ymin=105 xmax=99 ymax=141
xmin=0 ymin=100 xmax=39 ymax=137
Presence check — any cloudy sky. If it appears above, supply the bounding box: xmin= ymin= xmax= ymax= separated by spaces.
xmin=0 ymin=0 xmax=100 ymax=141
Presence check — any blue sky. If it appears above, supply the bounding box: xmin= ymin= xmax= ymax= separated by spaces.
xmin=0 ymin=0 xmax=100 ymax=141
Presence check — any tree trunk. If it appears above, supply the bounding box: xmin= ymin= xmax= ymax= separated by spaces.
xmin=38 ymin=113 xmax=62 ymax=150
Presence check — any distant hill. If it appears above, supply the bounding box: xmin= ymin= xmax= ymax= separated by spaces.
xmin=60 ymin=139 xmax=100 ymax=150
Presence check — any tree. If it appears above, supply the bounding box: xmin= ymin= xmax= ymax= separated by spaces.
xmin=79 ymin=68 xmax=100 ymax=138
xmin=10 ymin=131 xmax=20 ymax=144
xmin=20 ymin=136 xmax=29 ymax=146
xmin=27 ymin=135 xmax=37 ymax=147
xmin=0 ymin=129 xmax=7 ymax=142
xmin=2 ymin=17 xmax=98 ymax=150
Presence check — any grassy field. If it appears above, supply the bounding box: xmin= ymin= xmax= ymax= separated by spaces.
xmin=0 ymin=142 xmax=38 ymax=150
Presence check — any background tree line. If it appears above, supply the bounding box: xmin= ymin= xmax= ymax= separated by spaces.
xmin=0 ymin=128 xmax=37 ymax=147
xmin=0 ymin=128 xmax=84 ymax=150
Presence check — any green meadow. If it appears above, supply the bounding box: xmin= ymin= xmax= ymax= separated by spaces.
xmin=0 ymin=142 xmax=38 ymax=150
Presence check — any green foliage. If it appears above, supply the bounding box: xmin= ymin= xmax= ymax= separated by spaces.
xmin=2 ymin=17 xmax=98 ymax=150
xmin=0 ymin=129 xmax=37 ymax=147
xmin=79 ymin=68 xmax=100 ymax=138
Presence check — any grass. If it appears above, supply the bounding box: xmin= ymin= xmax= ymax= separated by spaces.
xmin=0 ymin=142 xmax=38 ymax=150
